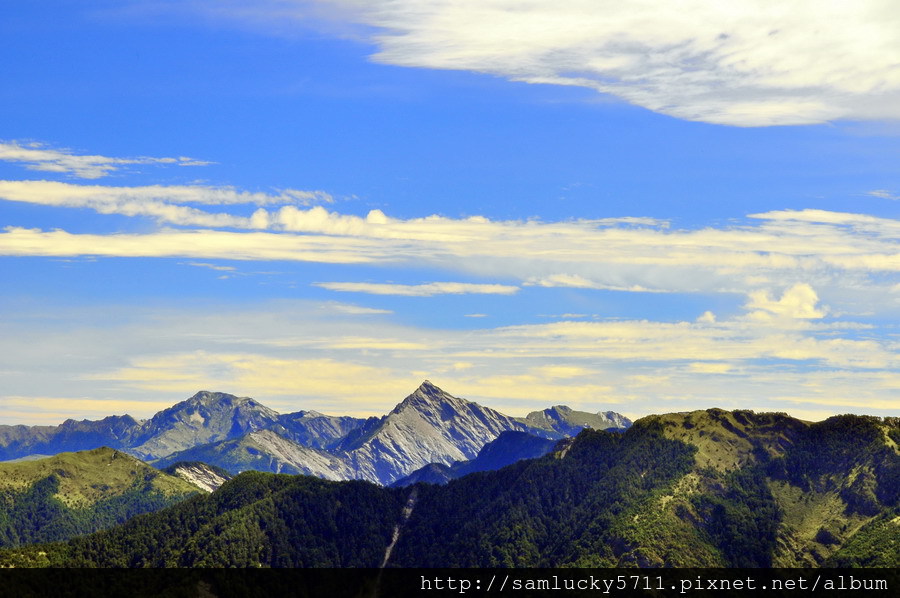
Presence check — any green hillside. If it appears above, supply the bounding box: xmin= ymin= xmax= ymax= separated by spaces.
xmin=0 ymin=447 xmax=200 ymax=548
xmin=1 ymin=411 xmax=896 ymax=568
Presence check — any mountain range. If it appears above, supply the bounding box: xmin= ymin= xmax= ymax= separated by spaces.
xmin=2 ymin=409 xmax=895 ymax=568
xmin=0 ymin=381 xmax=631 ymax=486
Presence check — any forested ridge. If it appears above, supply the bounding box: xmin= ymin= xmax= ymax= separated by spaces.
xmin=0 ymin=448 xmax=199 ymax=548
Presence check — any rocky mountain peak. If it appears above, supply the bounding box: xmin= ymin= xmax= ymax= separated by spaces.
xmin=393 ymin=380 xmax=459 ymax=412
xmin=186 ymin=390 xmax=247 ymax=406
xmin=545 ymin=405 xmax=574 ymax=418
xmin=416 ymin=380 xmax=440 ymax=394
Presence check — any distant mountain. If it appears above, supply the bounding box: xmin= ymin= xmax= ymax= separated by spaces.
xmin=271 ymin=411 xmax=368 ymax=450
xmin=393 ymin=431 xmax=559 ymax=487
xmin=127 ymin=391 xmax=280 ymax=460
xmin=9 ymin=411 xmax=895 ymax=568
xmin=519 ymin=405 xmax=631 ymax=437
xmin=0 ymin=392 xmax=281 ymax=463
xmin=0 ymin=447 xmax=199 ymax=548
xmin=0 ymin=415 xmax=142 ymax=461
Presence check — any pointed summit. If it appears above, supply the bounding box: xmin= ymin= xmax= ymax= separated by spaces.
xmin=347 ymin=381 xmax=531 ymax=484
xmin=393 ymin=380 xmax=457 ymax=413
xmin=417 ymin=380 xmax=439 ymax=392
xmin=411 ymin=380 xmax=445 ymax=401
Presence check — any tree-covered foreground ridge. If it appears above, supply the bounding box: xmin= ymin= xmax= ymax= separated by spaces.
xmin=1 ymin=406 xmax=897 ymax=568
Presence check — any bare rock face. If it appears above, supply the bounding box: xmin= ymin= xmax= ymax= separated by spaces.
xmin=162 ymin=461 xmax=233 ymax=493
xmin=340 ymin=381 xmax=533 ymax=485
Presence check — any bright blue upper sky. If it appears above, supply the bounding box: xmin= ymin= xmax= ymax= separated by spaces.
xmin=2 ymin=1 xmax=899 ymax=423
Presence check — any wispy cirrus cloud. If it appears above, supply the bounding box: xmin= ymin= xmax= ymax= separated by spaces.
xmin=0 ymin=180 xmax=333 ymax=228
xmin=0 ymin=180 xmax=332 ymax=209
xmin=344 ymin=0 xmax=900 ymax=126
xmin=867 ymin=189 xmax=900 ymax=201
xmin=183 ymin=1 xmax=900 ymax=127
xmin=313 ymin=281 xmax=519 ymax=296
xmin=0 ymin=140 xmax=213 ymax=179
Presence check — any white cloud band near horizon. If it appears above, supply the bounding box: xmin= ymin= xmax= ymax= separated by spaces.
xmin=1 ymin=293 xmax=896 ymax=425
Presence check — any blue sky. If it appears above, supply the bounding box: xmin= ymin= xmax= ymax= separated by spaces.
xmin=2 ymin=1 xmax=899 ymax=423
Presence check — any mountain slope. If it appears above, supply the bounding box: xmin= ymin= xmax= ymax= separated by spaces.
xmin=153 ymin=429 xmax=356 ymax=480
xmin=0 ymin=447 xmax=199 ymax=548
xmin=271 ymin=411 xmax=368 ymax=450
xmin=0 ymin=416 xmax=142 ymax=461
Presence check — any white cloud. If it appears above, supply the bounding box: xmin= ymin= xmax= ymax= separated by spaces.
xmin=3 ymin=201 xmax=900 ymax=320
xmin=0 ymin=179 xmax=331 ymax=208
xmin=696 ymin=311 xmax=717 ymax=323
xmin=745 ymin=283 xmax=828 ymax=321
xmin=525 ymin=273 xmax=668 ymax=293
xmin=0 ymin=180 xmax=333 ymax=230
xmin=0 ymin=140 xmax=213 ymax=179
xmin=182 ymin=261 xmax=237 ymax=272
xmin=313 ymin=281 xmax=519 ymax=296
xmin=324 ymin=302 xmax=393 ymax=315
xmin=318 ymin=0 xmax=900 ymax=126
xmin=867 ymin=189 xmax=899 ymax=200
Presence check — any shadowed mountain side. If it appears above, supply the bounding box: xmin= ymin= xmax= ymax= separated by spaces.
xmin=392 ymin=431 xmax=559 ymax=487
